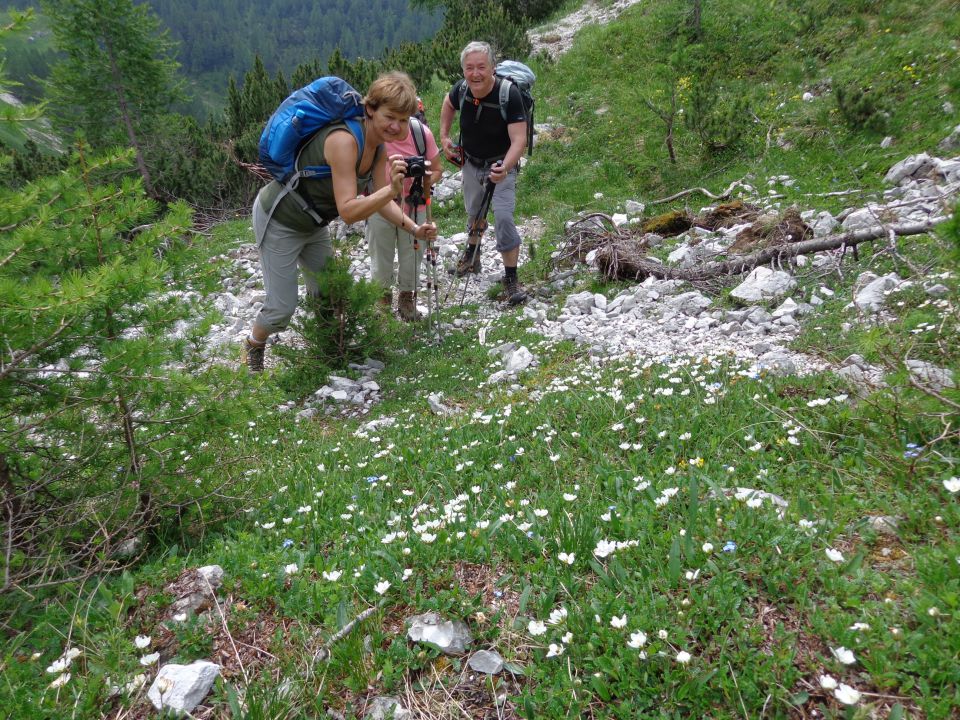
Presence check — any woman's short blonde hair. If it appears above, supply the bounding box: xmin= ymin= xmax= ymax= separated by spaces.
xmin=364 ymin=71 xmax=418 ymax=116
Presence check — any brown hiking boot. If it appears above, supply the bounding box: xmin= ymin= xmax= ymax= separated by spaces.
xmin=244 ymin=338 xmax=266 ymax=372
xmin=502 ymin=275 xmax=527 ymax=306
xmin=397 ymin=291 xmax=420 ymax=321
xmin=455 ymin=245 xmax=481 ymax=277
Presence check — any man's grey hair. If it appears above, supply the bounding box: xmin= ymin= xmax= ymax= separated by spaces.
xmin=460 ymin=41 xmax=495 ymax=68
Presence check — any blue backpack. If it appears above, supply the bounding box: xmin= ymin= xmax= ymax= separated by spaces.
xmin=258 ymin=76 xmax=365 ymax=226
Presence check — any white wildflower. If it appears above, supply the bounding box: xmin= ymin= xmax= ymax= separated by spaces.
xmin=831 ymin=646 xmax=856 ymax=665
xmin=834 ymin=684 xmax=861 ymax=705
xmin=528 ymin=620 xmax=547 ymax=636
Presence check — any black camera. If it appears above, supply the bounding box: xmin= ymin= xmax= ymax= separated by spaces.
xmin=403 ymin=155 xmax=427 ymax=178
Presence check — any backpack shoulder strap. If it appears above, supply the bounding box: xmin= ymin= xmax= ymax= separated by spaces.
xmin=455 ymin=79 xmax=468 ymax=113
xmin=409 ymin=117 xmax=427 ymax=156
xmin=497 ymin=77 xmax=513 ymax=123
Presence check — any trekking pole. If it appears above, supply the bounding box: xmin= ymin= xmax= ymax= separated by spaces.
xmin=444 ymin=178 xmax=495 ymax=306
xmin=423 ymin=187 xmax=442 ymax=340
xmin=405 ymin=176 xmax=427 ymax=327
xmin=458 ymin=179 xmax=495 ymax=306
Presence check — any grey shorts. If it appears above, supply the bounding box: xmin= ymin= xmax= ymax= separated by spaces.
xmin=462 ymin=161 xmax=521 ymax=253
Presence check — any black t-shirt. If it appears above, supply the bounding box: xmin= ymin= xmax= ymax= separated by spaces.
xmin=448 ymin=77 xmax=525 ymax=161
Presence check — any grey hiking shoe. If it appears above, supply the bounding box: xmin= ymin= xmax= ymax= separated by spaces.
xmin=397 ymin=291 xmax=420 ymax=321
xmin=455 ymin=245 xmax=481 ymax=277
xmin=502 ymin=275 xmax=527 ymax=306
xmin=244 ymin=339 xmax=265 ymax=372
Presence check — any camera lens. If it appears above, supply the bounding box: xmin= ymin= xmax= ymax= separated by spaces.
xmin=404 ymin=155 xmax=426 ymax=178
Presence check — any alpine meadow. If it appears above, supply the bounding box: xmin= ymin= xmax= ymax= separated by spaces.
xmin=1 ymin=0 xmax=959 ymax=718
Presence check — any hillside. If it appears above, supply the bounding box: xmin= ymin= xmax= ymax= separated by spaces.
xmin=1 ymin=0 xmax=442 ymax=111
xmin=2 ymin=1 xmax=959 ymax=718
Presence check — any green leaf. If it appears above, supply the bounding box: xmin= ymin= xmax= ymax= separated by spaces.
xmin=226 ymin=682 xmax=243 ymax=716
xmin=668 ymin=536 xmax=682 ymax=584
xmin=889 ymin=704 xmax=905 ymax=720
xmin=789 ymin=691 xmax=809 ymax=706
xmin=518 ymin=584 xmax=533 ymax=616
xmin=687 ymin=474 xmax=700 ymax=529
xmin=842 ymin=550 xmax=865 ymax=575
xmin=120 ymin=570 xmax=135 ymax=596
xmin=503 ymin=661 xmax=526 ymax=677
xmin=589 ymin=558 xmax=610 ymax=582
xmin=373 ymin=549 xmax=403 ymax=575
xmin=336 ymin=600 xmax=349 ymax=630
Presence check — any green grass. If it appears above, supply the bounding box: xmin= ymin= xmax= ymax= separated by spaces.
xmin=3 ymin=0 xmax=960 ymax=718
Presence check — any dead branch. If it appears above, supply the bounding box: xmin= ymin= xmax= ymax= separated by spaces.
xmin=647 ymin=178 xmax=745 ymax=206
xmin=312 ymin=606 xmax=378 ymax=664
xmin=237 ymin=160 xmax=272 ymax=184
xmin=0 ymin=317 xmax=74 ymax=382
xmin=598 ymin=217 xmax=947 ymax=282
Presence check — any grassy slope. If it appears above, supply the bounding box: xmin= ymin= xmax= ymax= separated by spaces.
xmin=3 ymin=1 xmax=959 ymax=718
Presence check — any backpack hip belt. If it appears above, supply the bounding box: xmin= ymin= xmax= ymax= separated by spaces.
xmin=464 ymin=152 xmax=506 ymax=168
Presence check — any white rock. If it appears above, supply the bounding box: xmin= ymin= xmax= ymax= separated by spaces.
xmin=905 ymin=359 xmax=955 ymax=391
xmin=854 ymin=273 xmax=901 ymax=313
xmin=884 ymin=153 xmax=934 ymax=185
xmin=147 ymin=661 xmax=220 ymax=714
xmin=730 ymin=267 xmax=797 ymax=303
xmin=504 ymin=346 xmax=535 ymax=374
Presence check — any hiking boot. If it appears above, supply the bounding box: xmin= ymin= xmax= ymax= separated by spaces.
xmin=455 ymin=245 xmax=481 ymax=277
xmin=397 ymin=291 xmax=420 ymax=321
xmin=244 ymin=338 xmax=266 ymax=372
xmin=502 ymin=275 xmax=527 ymax=306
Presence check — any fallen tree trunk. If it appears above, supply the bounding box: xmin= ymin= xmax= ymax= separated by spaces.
xmin=596 ymin=217 xmax=948 ymax=282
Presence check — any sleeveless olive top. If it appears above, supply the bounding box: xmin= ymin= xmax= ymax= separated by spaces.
xmin=258 ymin=121 xmax=380 ymax=232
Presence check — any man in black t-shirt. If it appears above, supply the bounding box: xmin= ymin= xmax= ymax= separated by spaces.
xmin=439 ymin=41 xmax=528 ymax=305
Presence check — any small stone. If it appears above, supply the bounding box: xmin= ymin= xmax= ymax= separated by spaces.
xmin=147 ymin=661 xmax=220 ymax=714
xmin=866 ymin=516 xmax=899 ymax=536
xmin=364 ymin=696 xmax=412 ymax=720
xmin=468 ymin=649 xmax=504 ymax=675
xmin=406 ymin=612 xmax=473 ymax=655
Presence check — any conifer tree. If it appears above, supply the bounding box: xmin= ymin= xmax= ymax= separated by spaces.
xmin=40 ymin=0 xmax=184 ymax=197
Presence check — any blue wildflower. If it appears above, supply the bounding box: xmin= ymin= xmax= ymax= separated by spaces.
xmin=722 ymin=541 xmax=737 ymax=553
xmin=282 ymin=538 xmax=294 ymax=549
xmin=903 ymin=443 xmax=923 ymax=459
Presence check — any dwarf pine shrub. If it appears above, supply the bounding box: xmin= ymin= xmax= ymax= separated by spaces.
xmin=274 ymin=252 xmax=388 ymax=396
xmin=0 ymin=142 xmax=260 ymax=596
